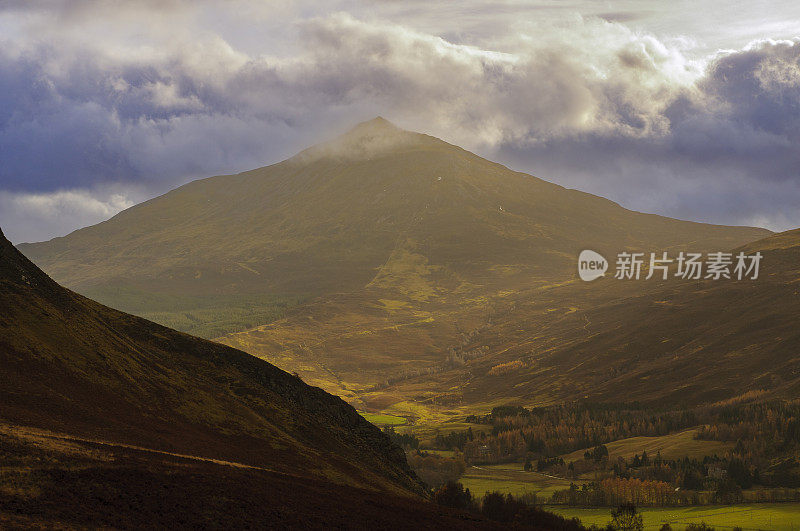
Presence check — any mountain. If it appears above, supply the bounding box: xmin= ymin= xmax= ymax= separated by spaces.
xmin=20 ymin=118 xmax=768 ymax=337
xmin=0 ymin=226 xmax=495 ymax=527
xmin=18 ymin=118 xmax=770 ymax=404
xmin=376 ymin=228 xmax=800 ymax=410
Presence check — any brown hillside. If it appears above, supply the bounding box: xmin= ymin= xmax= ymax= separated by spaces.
xmin=1 ymin=226 xmax=422 ymax=496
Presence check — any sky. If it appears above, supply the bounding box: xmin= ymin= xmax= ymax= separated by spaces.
xmin=1 ymin=0 xmax=799 ymax=243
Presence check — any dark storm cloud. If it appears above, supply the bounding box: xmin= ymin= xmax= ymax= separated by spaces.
xmin=693 ymin=40 xmax=800 ymax=175
xmin=498 ymin=39 xmax=800 ymax=229
xmin=0 ymin=41 xmax=303 ymax=193
xmin=0 ymin=46 xmax=132 ymax=190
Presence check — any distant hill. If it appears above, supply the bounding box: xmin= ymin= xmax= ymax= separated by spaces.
xmin=377 ymin=228 xmax=800 ymax=409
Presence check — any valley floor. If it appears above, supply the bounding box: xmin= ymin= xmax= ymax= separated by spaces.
xmin=458 ymin=463 xmax=800 ymax=530
xmin=546 ymin=504 xmax=800 ymax=530
xmin=372 ymin=406 xmax=800 ymax=529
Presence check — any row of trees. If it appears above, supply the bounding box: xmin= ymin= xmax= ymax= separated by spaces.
xmin=432 ymin=482 xmax=584 ymax=529
xmin=551 ymin=479 xmax=676 ymax=507
xmin=434 ymin=427 xmax=474 ymax=450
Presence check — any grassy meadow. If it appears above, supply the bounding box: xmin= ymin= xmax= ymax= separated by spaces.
xmin=547 ymin=503 xmax=800 ymax=530
xmin=459 ymin=463 xmax=573 ymax=500
xmin=358 ymin=412 xmax=408 ymax=426
xmin=559 ymin=428 xmax=736 ymax=462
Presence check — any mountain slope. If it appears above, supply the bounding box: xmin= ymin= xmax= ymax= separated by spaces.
xmin=1 ymin=423 xmax=498 ymax=530
xmin=381 ymin=228 xmax=800 ymax=409
xmin=0 ymin=226 xmax=423 ymax=498
xmin=19 ymin=117 xmax=769 ymax=340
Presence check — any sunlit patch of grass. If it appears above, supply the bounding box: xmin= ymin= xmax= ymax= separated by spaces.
xmin=383 ymin=401 xmax=448 ymax=425
xmin=546 ymin=503 xmax=800 ymax=530
xmin=560 ymin=428 xmax=735 ymax=463
xmin=459 ymin=464 xmax=573 ymax=499
xmin=367 ymin=245 xmax=442 ymax=301
xmin=378 ymin=299 xmax=411 ymax=312
xmin=489 ymin=265 xmax=524 ymax=276
xmin=358 ymin=412 xmax=408 ymax=426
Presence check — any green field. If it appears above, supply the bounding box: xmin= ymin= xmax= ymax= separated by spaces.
xmin=358 ymin=412 xmax=408 ymax=426
xmin=561 ymin=428 xmax=735 ymax=463
xmin=459 ymin=463 xmax=573 ymax=500
xmin=546 ymin=503 xmax=800 ymax=530
xmin=456 ymin=461 xmax=800 ymax=529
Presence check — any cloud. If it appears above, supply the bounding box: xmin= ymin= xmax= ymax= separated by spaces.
xmin=295 ymin=14 xmax=702 ymax=144
xmin=495 ymin=38 xmax=800 ymax=231
xmin=0 ymin=187 xmax=139 ymax=244
xmin=0 ymin=36 xmax=304 ymax=192
xmin=0 ymin=7 xmax=799 ymax=242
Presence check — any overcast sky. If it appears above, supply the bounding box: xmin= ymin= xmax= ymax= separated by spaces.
xmin=1 ymin=1 xmax=799 ymax=243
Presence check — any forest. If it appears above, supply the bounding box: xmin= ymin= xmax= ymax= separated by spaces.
xmin=390 ymin=399 xmax=800 ymax=507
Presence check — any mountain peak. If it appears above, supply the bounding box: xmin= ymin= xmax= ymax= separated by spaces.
xmin=338 ymin=116 xmax=410 ymax=145
xmin=292 ymin=116 xmax=431 ymax=163
xmin=346 ymin=116 xmax=401 ymax=136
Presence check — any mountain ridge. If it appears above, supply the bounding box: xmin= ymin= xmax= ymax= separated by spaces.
xmin=0 ymin=225 xmax=425 ymax=496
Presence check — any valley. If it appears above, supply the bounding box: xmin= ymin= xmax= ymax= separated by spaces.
xmin=12 ymin=119 xmax=800 ymax=529
xmin=5 ymin=0 xmax=800 ymax=526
